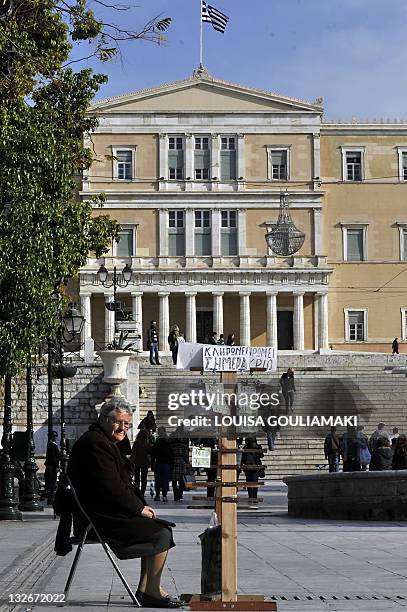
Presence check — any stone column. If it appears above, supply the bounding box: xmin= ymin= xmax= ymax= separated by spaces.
xmin=158 ymin=292 xmax=170 ymax=351
xmin=313 ymin=293 xmax=319 ymax=350
xmin=159 ymin=133 xmax=168 ymax=180
xmin=159 ymin=209 xmax=169 ymax=257
xmin=293 ymin=292 xmax=305 ymax=351
xmin=104 ymin=295 xmax=115 ymax=346
xmin=211 ymin=134 xmax=220 ymax=180
xmin=313 ymin=208 xmax=323 ymax=256
xmin=185 ymin=292 xmax=197 ymax=343
xmin=318 ymin=292 xmax=329 ymax=350
xmin=185 ymin=134 xmax=193 ymax=181
xmin=131 ymin=291 xmax=143 ymax=347
xmin=80 ymin=292 xmax=92 ymax=344
xmin=239 ymin=292 xmax=251 ymax=346
xmin=237 ymin=133 xmax=245 ymax=180
xmin=185 ymin=208 xmax=194 ymax=258
xmin=237 ymin=208 xmax=246 ymax=256
xmin=212 ymin=292 xmax=224 ymax=336
xmin=266 ymin=292 xmax=278 ymax=348
xmin=212 ymin=209 xmax=221 ymax=257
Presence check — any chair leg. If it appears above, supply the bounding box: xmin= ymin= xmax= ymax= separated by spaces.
xmin=64 ymin=526 xmax=90 ymax=602
xmin=100 ymin=542 xmax=141 ymax=607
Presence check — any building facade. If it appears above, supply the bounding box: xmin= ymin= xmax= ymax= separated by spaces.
xmin=77 ymin=70 xmax=407 ymax=353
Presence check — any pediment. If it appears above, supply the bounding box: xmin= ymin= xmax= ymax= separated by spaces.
xmin=90 ymin=75 xmax=323 ymax=115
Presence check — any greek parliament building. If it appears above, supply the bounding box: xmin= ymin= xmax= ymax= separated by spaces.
xmin=77 ymin=69 xmax=407 ymax=353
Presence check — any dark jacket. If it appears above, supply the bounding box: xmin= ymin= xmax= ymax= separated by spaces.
xmin=130 ymin=439 xmax=152 ymax=468
xmin=324 ymin=434 xmax=340 ymax=458
xmin=67 ymin=424 xmax=165 ymax=548
xmin=168 ymin=331 xmax=178 ymax=350
xmin=147 ymin=326 xmax=158 ymax=344
xmin=242 ymin=443 xmax=264 ymax=472
xmin=45 ymin=441 xmax=60 ymax=468
xmin=280 ymin=373 xmax=296 ymax=393
xmin=369 ymin=446 xmax=393 ymax=471
xmin=392 ymin=451 xmax=407 ymax=470
xmin=151 ymin=437 xmax=174 ymax=468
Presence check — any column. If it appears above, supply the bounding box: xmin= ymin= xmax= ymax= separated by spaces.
xmin=318 ymin=292 xmax=329 ymax=350
xmin=239 ymin=292 xmax=251 ymax=346
xmin=80 ymin=292 xmax=92 ymax=344
xmin=211 ymin=134 xmax=220 ymax=180
xmin=312 ymin=132 xmax=321 ymax=183
xmin=185 ymin=208 xmax=194 ymax=258
xmin=237 ymin=133 xmax=245 ymax=180
xmin=266 ymin=292 xmax=278 ymax=348
xmin=212 ymin=208 xmax=221 ymax=257
xmin=131 ymin=291 xmax=143 ymax=347
xmin=185 ymin=292 xmax=197 ymax=343
xmin=104 ymin=295 xmax=115 ymax=346
xmin=159 ymin=133 xmax=168 ymax=180
xmin=313 ymin=293 xmax=319 ymax=350
xmin=293 ymin=292 xmax=305 ymax=351
xmin=212 ymin=292 xmax=224 ymax=336
xmin=185 ymin=134 xmax=193 ymax=181
xmin=159 ymin=209 xmax=169 ymax=257
xmin=158 ymin=292 xmax=170 ymax=351
xmin=313 ymin=208 xmax=323 ymax=256
xmin=237 ymin=208 xmax=246 ymax=256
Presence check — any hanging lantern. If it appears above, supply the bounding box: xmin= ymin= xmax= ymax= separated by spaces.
xmin=265 ymin=192 xmax=305 ymax=256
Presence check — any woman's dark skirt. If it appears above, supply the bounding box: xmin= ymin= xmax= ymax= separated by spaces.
xmin=109 ymin=525 xmax=175 ymax=560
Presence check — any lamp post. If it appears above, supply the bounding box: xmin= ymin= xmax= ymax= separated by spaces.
xmin=0 ymin=375 xmax=22 ymax=521
xmin=97 ymin=263 xmax=133 ymax=339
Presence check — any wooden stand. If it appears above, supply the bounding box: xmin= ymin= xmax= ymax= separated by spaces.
xmin=184 ymin=372 xmax=276 ymax=611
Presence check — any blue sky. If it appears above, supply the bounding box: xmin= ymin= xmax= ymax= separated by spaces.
xmin=72 ymin=0 xmax=407 ymax=119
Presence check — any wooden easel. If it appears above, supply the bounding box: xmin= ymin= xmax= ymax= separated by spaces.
xmin=187 ymin=371 xmax=277 ymax=611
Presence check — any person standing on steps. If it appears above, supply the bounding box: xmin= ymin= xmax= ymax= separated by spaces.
xmin=147 ymin=321 xmax=161 ymax=365
xmin=324 ymin=426 xmax=340 ymax=473
xmin=392 ymin=337 xmax=400 ymax=355
xmin=280 ymin=368 xmax=296 ymax=414
xmin=168 ymin=325 xmax=180 ymax=366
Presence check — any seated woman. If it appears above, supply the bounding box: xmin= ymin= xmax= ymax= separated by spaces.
xmin=68 ymin=398 xmax=182 ymax=609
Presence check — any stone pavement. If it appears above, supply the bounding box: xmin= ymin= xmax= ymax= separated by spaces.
xmin=1 ymin=482 xmax=407 ymax=611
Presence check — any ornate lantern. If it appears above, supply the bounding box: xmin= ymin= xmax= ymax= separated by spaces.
xmin=265 ymin=192 xmax=305 ymax=256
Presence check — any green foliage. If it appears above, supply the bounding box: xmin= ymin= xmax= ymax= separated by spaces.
xmin=0 ymin=0 xmax=170 ymax=375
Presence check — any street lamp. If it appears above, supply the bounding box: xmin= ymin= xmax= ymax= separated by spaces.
xmin=97 ymin=263 xmax=133 ymax=336
xmin=0 ymin=375 xmax=22 ymax=521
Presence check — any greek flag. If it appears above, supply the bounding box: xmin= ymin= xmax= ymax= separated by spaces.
xmin=201 ymin=1 xmax=229 ymax=33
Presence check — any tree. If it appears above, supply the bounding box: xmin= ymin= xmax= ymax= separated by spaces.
xmin=0 ymin=1 xmax=170 ymax=375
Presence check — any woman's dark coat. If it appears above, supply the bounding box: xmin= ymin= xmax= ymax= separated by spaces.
xmin=67 ymin=424 xmax=165 ymax=548
xmin=392 ymin=451 xmax=407 ymax=470
xmin=369 ymin=446 xmax=393 ymax=471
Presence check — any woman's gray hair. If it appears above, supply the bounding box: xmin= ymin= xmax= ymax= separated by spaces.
xmin=99 ymin=398 xmax=132 ymax=420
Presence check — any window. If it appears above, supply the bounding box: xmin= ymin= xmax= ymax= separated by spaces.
xmin=397 ymin=147 xmax=407 ymax=181
xmin=220 ymin=137 xmax=236 ymax=180
xmin=341 ymin=147 xmax=364 ymax=181
xmin=221 ymin=210 xmax=237 ymax=256
xmin=266 ymin=146 xmax=290 ymax=181
xmin=194 ymin=211 xmax=211 ymax=256
xmin=112 ymin=147 xmax=135 ymax=180
xmin=397 ymin=224 xmax=407 ymax=260
xmin=401 ymin=308 xmax=407 ymax=340
xmin=168 ymin=137 xmax=184 ymax=180
xmin=168 ymin=210 xmax=185 ymax=256
xmin=194 ymin=136 xmax=210 ymax=180
xmin=341 ymin=224 xmax=368 ymax=261
xmin=345 ymin=309 xmax=367 ymax=342
xmin=113 ymin=226 xmax=136 ymax=257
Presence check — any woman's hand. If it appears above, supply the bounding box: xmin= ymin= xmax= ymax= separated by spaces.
xmin=141 ymin=505 xmax=156 ymax=519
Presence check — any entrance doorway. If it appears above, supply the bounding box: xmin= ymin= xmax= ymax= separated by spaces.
xmin=277 ymin=311 xmax=294 ymax=349
xmin=196 ymin=311 xmax=213 ymax=343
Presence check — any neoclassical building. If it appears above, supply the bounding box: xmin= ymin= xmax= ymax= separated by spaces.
xmin=77 ymin=69 xmax=407 ymax=353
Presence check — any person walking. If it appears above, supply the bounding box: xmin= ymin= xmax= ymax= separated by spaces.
xmin=226 ymin=334 xmax=236 ymax=346
xmin=340 ymin=425 xmax=361 ymax=472
xmin=44 ymin=431 xmax=60 ymax=505
xmin=355 ymin=425 xmax=371 ymax=471
xmin=130 ymin=429 xmax=153 ymax=496
xmin=147 ymin=320 xmax=161 ymax=365
xmin=280 ymin=368 xmax=296 ymax=413
xmin=369 ymin=422 xmax=391 ymax=452
xmin=138 ymin=410 xmax=157 ymax=443
xmin=392 ymin=435 xmax=407 ymax=470
xmin=170 ymin=435 xmax=189 ymax=502
xmin=324 ymin=426 xmax=340 ymax=472
xmin=392 ymin=337 xmax=400 ymax=355
xmin=168 ymin=325 xmax=180 ymax=366
xmin=151 ymin=427 xmax=173 ymax=502
xmin=242 ymin=438 xmax=264 ymax=501
xmin=369 ymin=437 xmax=393 ymax=471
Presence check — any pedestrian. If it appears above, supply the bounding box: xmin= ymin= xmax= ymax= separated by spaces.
xmin=369 ymin=437 xmax=393 ymax=471
xmin=168 ymin=325 xmax=180 ymax=365
xmin=280 ymin=368 xmax=296 ymax=413
xmin=208 ymin=331 xmax=218 ymax=345
xmin=242 ymin=437 xmax=264 ymax=500
xmin=392 ymin=435 xmax=407 ymax=470
xmin=369 ymin=422 xmax=391 ymax=452
xmin=356 ymin=425 xmax=370 ymax=471
xmin=204 ymin=438 xmax=218 ymax=500
xmin=391 ymin=427 xmax=399 ymax=446
xmin=45 ymin=431 xmax=60 ymax=505
xmin=324 ymin=426 xmax=340 ymax=472
xmin=340 ymin=425 xmax=361 ymax=472
xmin=226 ymin=334 xmax=236 ymax=346
xmin=130 ymin=429 xmax=152 ymax=496
xmin=147 ymin=320 xmax=161 ymax=365
xmin=170 ymin=435 xmax=189 ymax=502
xmin=151 ymin=427 xmax=173 ymax=502
xmin=138 ymin=410 xmax=157 ymax=443
xmin=392 ymin=337 xmax=399 ymax=355
xmin=217 ymin=334 xmax=225 ymax=345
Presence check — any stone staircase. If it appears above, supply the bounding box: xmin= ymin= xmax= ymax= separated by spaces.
xmin=138 ymin=353 xmax=407 ymax=479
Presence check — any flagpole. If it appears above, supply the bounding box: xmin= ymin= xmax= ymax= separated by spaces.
xmin=200 ymin=0 xmax=203 ymax=68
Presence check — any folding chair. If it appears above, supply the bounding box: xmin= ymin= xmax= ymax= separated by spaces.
xmin=64 ymin=476 xmax=140 ymax=607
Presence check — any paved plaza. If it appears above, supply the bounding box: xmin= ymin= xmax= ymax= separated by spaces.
xmin=1 ymin=482 xmax=407 ymax=612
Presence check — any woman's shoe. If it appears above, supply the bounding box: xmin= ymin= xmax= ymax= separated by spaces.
xmin=138 ymin=592 xmax=184 ymax=608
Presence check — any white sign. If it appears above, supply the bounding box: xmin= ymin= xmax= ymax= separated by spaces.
xmin=203 ymin=345 xmax=277 ymax=372
xmin=176 ymin=342 xmax=204 ymax=369
xmin=191 ymin=446 xmax=212 ymax=468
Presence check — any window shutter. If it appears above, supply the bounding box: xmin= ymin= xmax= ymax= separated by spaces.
xmin=116 ymin=229 xmax=133 ymax=257
xmin=347 ymin=229 xmax=364 ymax=261
xmin=220 ymin=150 xmax=236 ymax=180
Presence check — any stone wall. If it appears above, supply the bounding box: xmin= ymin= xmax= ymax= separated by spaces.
xmin=284 ymin=471 xmax=407 ymax=520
